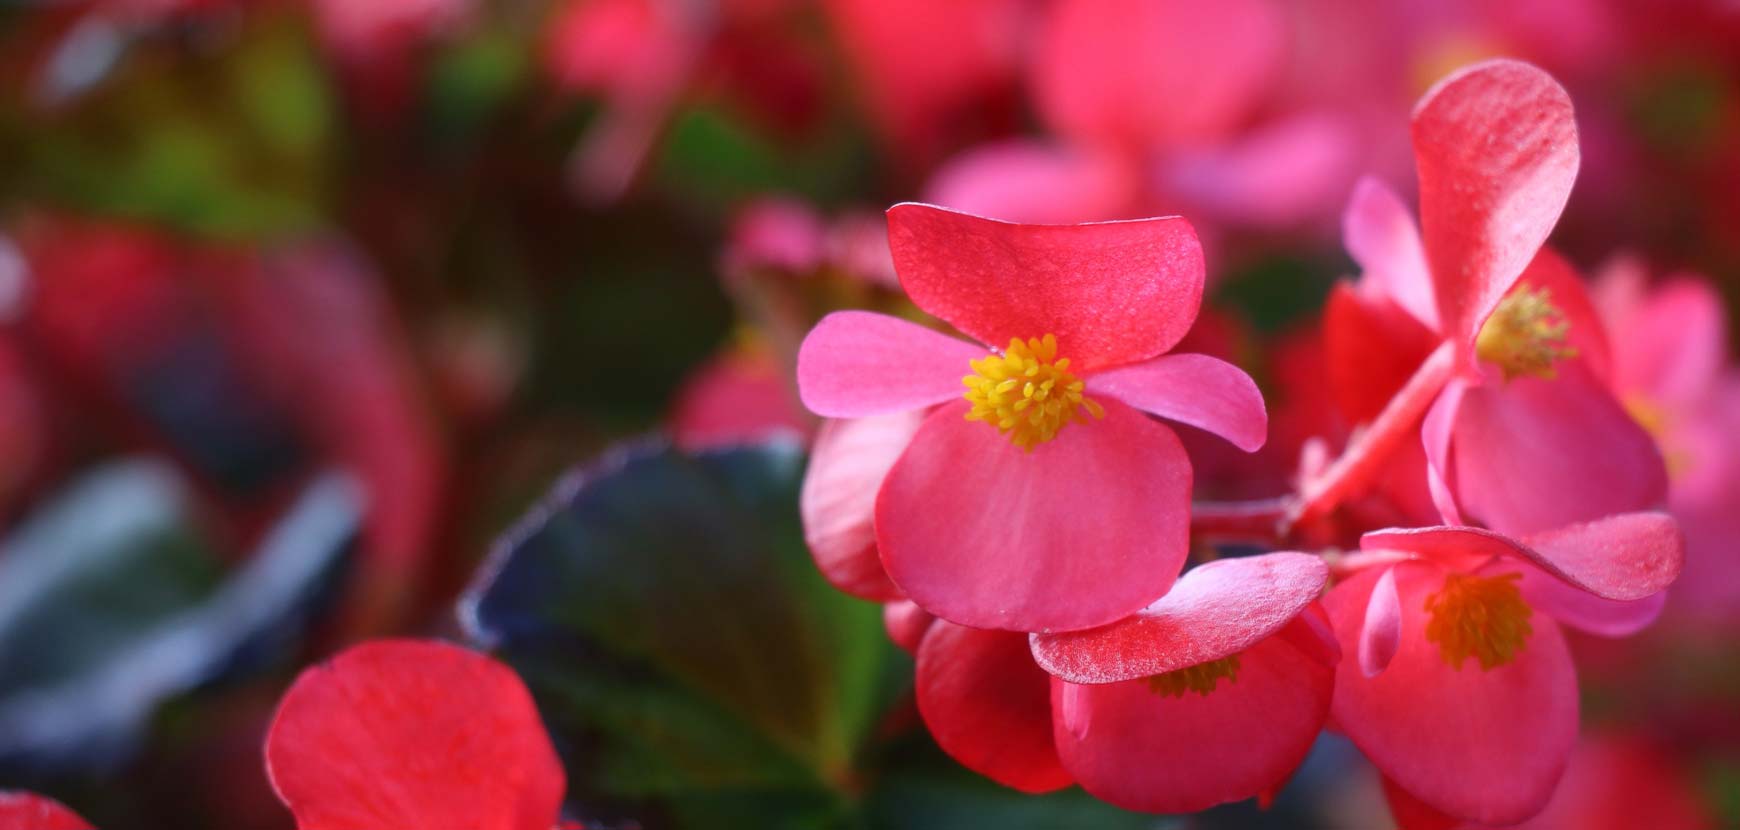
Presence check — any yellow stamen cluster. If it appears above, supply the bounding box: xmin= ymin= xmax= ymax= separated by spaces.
xmin=1146 ymin=655 xmax=1243 ymax=698
xmin=1475 ymin=282 xmax=1577 ymax=380
xmin=1424 ymin=572 xmax=1534 ymax=670
xmin=963 ymin=334 xmax=1104 ymax=450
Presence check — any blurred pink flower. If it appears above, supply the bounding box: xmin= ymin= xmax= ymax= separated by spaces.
xmin=0 ymin=792 xmax=92 ymax=830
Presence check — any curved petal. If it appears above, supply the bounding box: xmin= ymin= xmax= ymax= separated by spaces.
xmin=1603 ymin=274 xmax=1727 ymax=406
xmin=916 ymin=622 xmax=1073 ymax=793
xmin=265 ymin=639 xmax=566 ymax=830
xmin=1382 ymin=776 xmax=1463 ymax=830
xmin=1085 ymin=353 xmax=1267 ymax=451
xmin=1033 ymin=0 xmax=1284 ymax=151
xmin=1031 ymin=552 xmax=1326 ymax=683
xmin=1412 ymin=59 xmax=1579 ymax=367
xmin=0 ymin=793 xmax=92 ymax=830
xmin=1359 ymin=567 xmax=1403 ymax=678
xmin=1361 ymin=524 xmax=1521 ymax=571
xmin=1451 ymin=362 xmax=1668 ymax=536
xmin=878 ymin=399 xmax=1191 ymax=632
xmin=1518 ymin=564 xmax=1667 ymax=637
xmin=1421 ymin=377 xmax=1467 ymax=525
xmin=800 ymin=412 xmax=925 ymax=601
xmin=795 ymin=311 xmax=984 ymax=417
xmin=924 ymin=139 xmax=1139 ymax=225
xmin=1343 ymin=176 xmax=1438 ymax=331
xmin=1162 ymin=111 xmax=1359 ymax=230
xmin=886 ymin=202 xmax=1205 ymax=371
xmin=1518 ymin=511 xmax=1684 ymax=601
xmin=1326 ymin=562 xmax=1577 ymax=825
xmin=1050 ymin=617 xmax=1334 ymax=814
xmin=883 ymin=599 xmax=935 ymax=656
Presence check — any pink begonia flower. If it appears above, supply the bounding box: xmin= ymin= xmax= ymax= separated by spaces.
xmin=1326 ymin=512 xmax=1684 ymax=825
xmin=796 ymin=203 xmax=1266 ymax=632
xmin=0 ymin=792 xmax=92 ymax=830
xmin=910 ymin=554 xmax=1335 ymax=810
xmin=1383 ymin=732 xmax=1716 ymax=830
xmin=1300 ymin=59 xmax=1666 ymax=538
xmin=1594 ymin=260 xmax=1740 ymax=624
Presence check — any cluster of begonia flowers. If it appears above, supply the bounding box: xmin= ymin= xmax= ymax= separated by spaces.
xmin=795 ymin=59 xmax=1685 ymax=826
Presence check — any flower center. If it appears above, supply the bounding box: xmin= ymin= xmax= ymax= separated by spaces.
xmin=1475 ymin=282 xmax=1577 ymax=380
xmin=1424 ymin=572 xmax=1534 ymax=670
xmin=1146 ymin=655 xmax=1242 ymax=698
xmin=962 ymin=334 xmax=1104 ymax=451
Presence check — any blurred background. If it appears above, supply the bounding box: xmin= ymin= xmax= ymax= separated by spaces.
xmin=0 ymin=0 xmax=1736 ymax=827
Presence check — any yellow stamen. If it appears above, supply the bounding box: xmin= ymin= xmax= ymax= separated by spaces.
xmin=1146 ymin=655 xmax=1242 ymax=698
xmin=962 ymin=334 xmax=1104 ymax=450
xmin=1424 ymin=572 xmax=1534 ymax=670
xmin=1475 ymin=282 xmax=1577 ymax=380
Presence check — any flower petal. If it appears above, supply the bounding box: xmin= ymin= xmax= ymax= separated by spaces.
xmin=886 ymin=203 xmax=1205 ymax=371
xmin=1343 ymin=176 xmax=1438 ymax=331
xmin=1324 ymin=280 xmax=1442 ymax=426
xmin=1421 ymin=377 xmax=1467 ymax=524
xmin=1085 ymin=353 xmax=1267 ymax=451
xmin=0 ymin=792 xmax=92 ymax=830
xmin=1517 ymin=511 xmax=1684 ymax=601
xmin=1031 ymin=552 xmax=1326 ymax=683
xmin=1450 ymin=361 xmax=1668 ymax=536
xmin=1326 ymin=562 xmax=1577 ymax=825
xmin=915 ymin=621 xmax=1072 ymax=793
xmin=1049 ymin=617 xmax=1334 ymax=814
xmin=883 ymin=599 xmax=935 ymax=656
xmin=1359 ymin=566 xmax=1403 ymax=678
xmin=265 ymin=639 xmax=565 ymax=830
xmin=1412 ymin=59 xmax=1579 ymax=367
xmin=924 ymin=139 xmax=1139 ymax=225
xmin=795 ymin=311 xmax=984 ymax=418
xmin=800 ymin=412 xmax=925 ymax=601
xmin=1033 ymin=0 xmax=1284 ymax=151
xmin=878 ymin=399 xmax=1191 ymax=632
xmin=1518 ymin=563 xmax=1667 ymax=637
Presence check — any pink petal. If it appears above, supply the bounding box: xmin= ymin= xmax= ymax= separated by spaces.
xmin=1343 ymin=176 xmax=1439 ymax=331
xmin=1326 ymin=562 xmax=1577 ymax=825
xmin=1162 ymin=111 xmax=1360 ymax=230
xmin=1450 ymin=361 xmax=1668 ymax=536
xmin=924 ymin=139 xmax=1139 ymax=225
xmin=1049 ymin=616 xmax=1334 ymax=813
xmin=1421 ymin=378 xmax=1467 ymax=525
xmin=1033 ymin=0 xmax=1284 ymax=151
xmin=1030 ymin=552 xmax=1326 ymax=683
xmin=265 ymin=639 xmax=566 ymax=830
xmin=0 ymin=793 xmax=92 ymax=830
xmin=878 ymin=399 xmax=1191 ymax=632
xmin=1361 ymin=524 xmax=1526 ymax=572
xmin=915 ymin=621 xmax=1073 ymax=793
xmin=1517 ymin=564 xmax=1667 ymax=637
xmin=1517 ymin=511 xmax=1684 ymax=601
xmin=795 ymin=311 xmax=984 ymax=417
xmin=886 ymin=203 xmax=1205 ymax=371
xmin=1516 ymin=248 xmax=1614 ymax=385
xmin=1411 ymin=60 xmax=1579 ymax=369
xmin=883 ymin=599 xmax=935 ymax=656
xmin=1358 ymin=567 xmax=1402 ymax=678
xmin=1323 ymin=280 xmax=1441 ymax=426
xmin=800 ymin=412 xmax=925 ymax=601
xmin=1601 ymin=273 xmax=1727 ymax=407
xmin=1085 ymin=353 xmax=1267 ymax=452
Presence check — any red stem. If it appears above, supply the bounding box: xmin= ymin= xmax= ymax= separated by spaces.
xmin=1190 ymin=497 xmax=1292 ymax=544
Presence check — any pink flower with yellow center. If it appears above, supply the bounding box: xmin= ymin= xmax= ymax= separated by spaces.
xmin=1325 ymin=512 xmax=1684 ymax=825
xmin=796 ymin=203 xmax=1266 ymax=632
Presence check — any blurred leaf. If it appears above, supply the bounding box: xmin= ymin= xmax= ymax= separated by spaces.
xmin=426 ymin=28 xmax=529 ymax=144
xmin=0 ymin=460 xmax=360 ymax=772
xmin=653 ymin=105 xmax=868 ymax=211
xmin=863 ymin=745 xmax=1160 ymax=830
xmin=462 ymin=439 xmax=901 ymax=826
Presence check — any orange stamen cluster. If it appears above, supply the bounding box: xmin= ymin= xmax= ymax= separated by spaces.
xmin=963 ymin=334 xmax=1104 ymax=450
xmin=1424 ymin=572 xmax=1534 ymax=670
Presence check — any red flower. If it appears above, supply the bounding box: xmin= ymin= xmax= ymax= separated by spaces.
xmin=797 ymin=203 xmax=1266 ymax=632
xmin=1325 ymin=513 xmax=1684 ymax=824
xmin=265 ymin=639 xmax=566 ymax=830
xmin=0 ymin=792 xmax=92 ymax=830
xmin=1305 ymin=59 xmax=1665 ymax=538
xmin=913 ymin=553 xmax=1336 ymax=811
